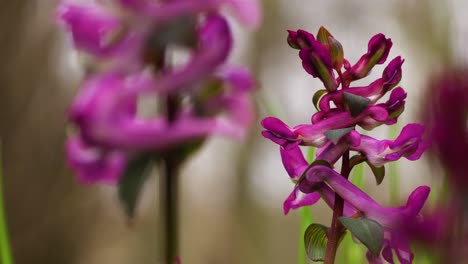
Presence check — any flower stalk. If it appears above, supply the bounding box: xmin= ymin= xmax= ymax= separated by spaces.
xmin=161 ymin=89 xmax=182 ymax=263
xmin=161 ymin=153 xmax=180 ymax=264
xmin=324 ymin=150 xmax=350 ymax=264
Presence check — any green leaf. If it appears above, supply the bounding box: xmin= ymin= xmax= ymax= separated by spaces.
xmin=304 ymin=223 xmax=329 ymax=261
xmin=342 ymin=92 xmax=371 ymax=117
xmin=118 ymin=155 xmax=154 ymax=219
xmin=339 ymin=217 xmax=384 ymax=257
xmin=366 ymin=162 xmax=385 ymax=185
xmin=312 ymin=89 xmax=328 ymax=111
xmin=324 ymin=127 xmax=354 ymax=145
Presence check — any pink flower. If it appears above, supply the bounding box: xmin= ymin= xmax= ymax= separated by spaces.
xmin=59 ymin=1 xmax=260 ymax=184
xmin=298 ymin=164 xmax=430 ymax=264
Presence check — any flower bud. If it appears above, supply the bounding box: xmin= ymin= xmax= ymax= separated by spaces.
xmin=344 ymin=34 xmax=392 ymax=81
xmin=299 ymin=41 xmax=339 ymax=91
xmin=317 ymin=26 xmax=344 ymax=71
xmin=287 ymin=29 xmax=316 ymax=49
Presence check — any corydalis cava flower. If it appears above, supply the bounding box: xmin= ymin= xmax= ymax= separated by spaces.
xmin=59 ymin=0 xmax=260 ymax=184
xmin=260 ymin=26 xmax=429 ymax=263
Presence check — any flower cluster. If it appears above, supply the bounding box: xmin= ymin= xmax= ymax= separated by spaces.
xmin=58 ymin=0 xmax=260 ymax=184
xmin=261 ymin=27 xmax=429 ymax=263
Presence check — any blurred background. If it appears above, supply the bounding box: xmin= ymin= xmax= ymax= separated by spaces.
xmin=0 ymin=0 xmax=467 ymax=263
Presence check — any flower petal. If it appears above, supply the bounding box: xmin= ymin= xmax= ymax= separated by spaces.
xmin=382 ymin=56 xmax=404 ymax=90
xmin=299 ymin=165 xmax=430 ymax=227
xmin=351 ymin=124 xmax=428 ymax=167
xmin=65 ymin=136 xmax=127 ymax=184
xmin=343 ymin=34 xmax=392 ymax=81
xmin=280 ymin=145 xmax=308 ymax=180
xmin=227 ymin=0 xmax=262 ymax=28
xmin=57 ymin=2 xmax=145 ymax=65
xmin=283 ymin=186 xmax=321 ymax=215
xmin=58 ymin=3 xmax=122 ymax=56
xmin=299 ymin=43 xmax=338 ymax=91
xmin=118 ymin=0 xmax=262 ymax=27
xmin=263 ymin=107 xmax=389 ymax=149
xmin=135 ymin=15 xmax=233 ymax=95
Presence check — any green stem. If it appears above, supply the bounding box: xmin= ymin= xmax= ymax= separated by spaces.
xmin=0 ymin=151 xmax=13 ymax=264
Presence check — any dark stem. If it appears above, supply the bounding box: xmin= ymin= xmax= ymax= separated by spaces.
xmin=161 ymin=154 xmax=179 ymax=264
xmin=161 ymin=94 xmax=180 ymax=264
xmin=151 ymin=42 xmax=180 ymax=264
xmin=324 ymin=150 xmax=350 ymax=264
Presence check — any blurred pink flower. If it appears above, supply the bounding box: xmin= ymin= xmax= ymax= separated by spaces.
xmin=58 ymin=0 xmax=260 ymax=183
